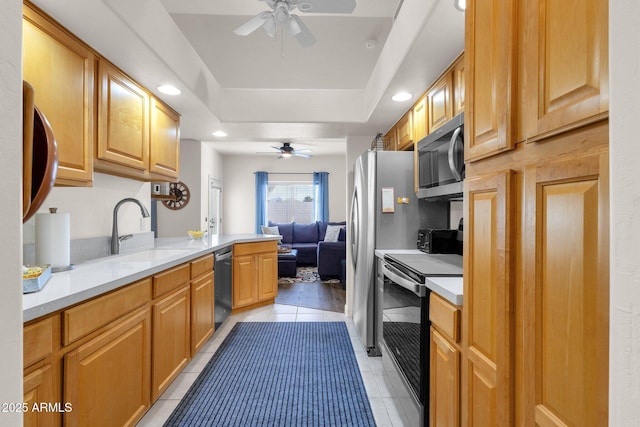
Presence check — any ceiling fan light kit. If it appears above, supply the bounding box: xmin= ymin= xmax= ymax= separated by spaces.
xmin=234 ymin=0 xmax=356 ymax=47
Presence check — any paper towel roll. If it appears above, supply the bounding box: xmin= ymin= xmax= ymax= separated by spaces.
xmin=35 ymin=211 xmax=70 ymax=269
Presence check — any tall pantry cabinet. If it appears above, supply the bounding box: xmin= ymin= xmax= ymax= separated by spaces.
xmin=463 ymin=0 xmax=609 ymax=426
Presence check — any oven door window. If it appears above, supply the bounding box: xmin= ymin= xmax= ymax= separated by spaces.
xmin=383 ymin=279 xmax=423 ymax=400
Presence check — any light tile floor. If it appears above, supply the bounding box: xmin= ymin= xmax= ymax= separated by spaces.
xmin=137 ymin=304 xmax=407 ymax=426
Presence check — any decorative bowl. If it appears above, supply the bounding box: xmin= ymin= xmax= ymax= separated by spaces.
xmin=188 ymin=230 xmax=207 ymax=240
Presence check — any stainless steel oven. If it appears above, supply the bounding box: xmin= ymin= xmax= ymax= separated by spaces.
xmin=379 ymin=252 xmax=462 ymax=426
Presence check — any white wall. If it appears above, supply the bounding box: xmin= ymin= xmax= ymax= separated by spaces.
xmin=222 ymin=154 xmax=348 ymax=234
xmin=609 ymin=3 xmax=640 ymax=425
xmin=155 ymin=140 xmax=224 ymax=237
xmin=156 ymin=139 xmax=202 ymax=237
xmin=23 ymin=173 xmax=151 ymax=243
xmin=0 ymin=0 xmax=25 ymax=423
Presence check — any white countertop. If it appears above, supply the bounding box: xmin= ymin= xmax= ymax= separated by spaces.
xmin=23 ymin=234 xmax=279 ymax=322
xmin=375 ymin=249 xmax=463 ymax=306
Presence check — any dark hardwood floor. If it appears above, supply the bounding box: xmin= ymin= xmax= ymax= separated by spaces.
xmin=275 ymin=269 xmax=346 ymax=313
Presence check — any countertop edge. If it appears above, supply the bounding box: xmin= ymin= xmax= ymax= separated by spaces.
xmin=23 ymin=234 xmax=279 ymax=322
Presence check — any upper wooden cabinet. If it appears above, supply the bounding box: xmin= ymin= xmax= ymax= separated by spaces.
xmin=396 ymin=110 xmax=414 ymax=151
xmin=428 ymin=72 xmax=453 ymax=133
xmin=22 ymin=3 xmax=94 ymax=187
xmin=95 ymin=60 xmax=181 ymax=182
xmin=522 ymin=0 xmax=608 ymax=141
xmin=452 ymin=55 xmax=465 ymax=117
xmin=22 ymin=2 xmax=180 ymax=184
xmin=384 ymin=126 xmax=398 ymax=151
xmin=412 ymin=95 xmax=429 ymax=143
xmin=465 ymin=0 xmax=517 ymax=162
xmin=150 ymin=98 xmax=181 ymax=180
xmin=96 ymin=60 xmax=150 ymax=177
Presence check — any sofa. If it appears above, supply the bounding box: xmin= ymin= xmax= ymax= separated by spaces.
xmin=267 ymin=221 xmax=346 ymax=281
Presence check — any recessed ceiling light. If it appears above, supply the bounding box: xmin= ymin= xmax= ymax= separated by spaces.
xmin=392 ymin=92 xmax=412 ymax=102
xmin=212 ymin=130 xmax=227 ymax=137
xmin=157 ymin=85 xmax=181 ymax=95
xmin=454 ymin=0 xmax=466 ymax=11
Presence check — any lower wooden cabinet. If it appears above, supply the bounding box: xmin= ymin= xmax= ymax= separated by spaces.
xmin=151 ymin=286 xmax=191 ymax=402
xmin=430 ymin=293 xmax=462 ymax=427
xmin=233 ymin=241 xmax=277 ymax=311
xmin=191 ymin=271 xmax=214 ymax=355
xmin=430 ymin=328 xmax=460 ymax=427
xmin=23 ymin=363 xmax=60 ymax=427
xmin=64 ymin=307 xmax=151 ymax=427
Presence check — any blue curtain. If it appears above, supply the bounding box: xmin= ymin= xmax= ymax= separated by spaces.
xmin=313 ymin=172 xmax=329 ymax=222
xmin=255 ymin=171 xmax=268 ymax=233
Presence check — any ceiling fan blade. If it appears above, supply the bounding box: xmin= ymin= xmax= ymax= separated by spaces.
xmin=292 ymin=148 xmax=312 ymax=153
xmin=294 ymin=0 xmax=356 ymax=14
xmin=286 ymin=16 xmax=302 ymax=36
xmin=293 ymin=153 xmax=312 ymax=158
xmin=233 ymin=11 xmax=271 ymax=36
xmin=291 ymin=15 xmax=315 ymax=47
xmin=270 ymin=146 xmax=282 ymax=151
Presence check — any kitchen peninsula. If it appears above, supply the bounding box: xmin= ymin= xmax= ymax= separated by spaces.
xmin=22 ymin=234 xmax=278 ymax=426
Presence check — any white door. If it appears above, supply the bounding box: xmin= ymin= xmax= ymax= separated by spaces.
xmin=208 ymin=177 xmax=222 ymax=236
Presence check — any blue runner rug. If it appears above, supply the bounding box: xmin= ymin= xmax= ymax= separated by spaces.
xmin=164 ymin=322 xmax=376 ymax=426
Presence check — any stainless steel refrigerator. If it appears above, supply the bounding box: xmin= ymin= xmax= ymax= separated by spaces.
xmin=351 ymin=150 xmax=434 ymax=355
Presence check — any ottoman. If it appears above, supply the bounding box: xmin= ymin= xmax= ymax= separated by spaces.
xmin=278 ymin=249 xmax=298 ymax=277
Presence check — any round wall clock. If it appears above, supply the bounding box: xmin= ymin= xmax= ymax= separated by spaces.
xmin=162 ymin=182 xmax=190 ymax=210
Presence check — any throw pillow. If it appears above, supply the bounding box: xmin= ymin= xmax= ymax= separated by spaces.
xmin=261 ymin=225 xmax=282 ymax=243
xmin=324 ymin=225 xmax=341 ymax=242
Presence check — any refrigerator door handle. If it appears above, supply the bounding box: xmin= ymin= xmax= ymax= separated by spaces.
xmin=350 ymin=187 xmax=359 ymax=269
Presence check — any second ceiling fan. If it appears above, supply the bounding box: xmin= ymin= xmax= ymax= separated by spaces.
xmin=257 ymin=142 xmax=312 ymax=159
xmin=234 ymin=0 xmax=356 ymax=48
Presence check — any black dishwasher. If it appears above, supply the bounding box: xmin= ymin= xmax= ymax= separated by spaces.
xmin=214 ymin=245 xmax=233 ymax=329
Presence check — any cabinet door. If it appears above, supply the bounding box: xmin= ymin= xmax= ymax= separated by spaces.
xmin=465 ymin=0 xmax=516 ymax=161
xmin=152 ymin=286 xmax=191 ymax=401
xmin=150 ymin=97 xmax=180 ymax=180
xmin=430 ymin=328 xmax=460 ymax=427
xmin=452 ymin=55 xmax=465 ymax=117
xmin=64 ymin=308 xmax=151 ymax=427
xmin=233 ymin=254 xmax=258 ymax=308
xmin=384 ymin=126 xmax=397 ymax=151
xmin=428 ymin=73 xmax=453 ymax=132
xmin=22 ymin=4 xmax=94 ymax=186
xmin=24 ymin=363 xmax=60 ymax=427
xmin=258 ymin=252 xmax=278 ymax=301
xmin=396 ymin=110 xmax=413 ymax=151
xmin=96 ymin=60 xmax=149 ymax=175
xmin=523 ymin=0 xmax=608 ymax=142
xmin=412 ymin=95 xmax=429 ymax=143
xmin=462 ymin=171 xmax=514 ymax=427
xmin=191 ymin=272 xmax=214 ymax=355
xmin=523 ymin=151 xmax=609 ymax=427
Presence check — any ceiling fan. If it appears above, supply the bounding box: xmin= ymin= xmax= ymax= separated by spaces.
xmin=257 ymin=142 xmax=313 ymax=159
xmin=234 ymin=0 xmax=357 ymax=48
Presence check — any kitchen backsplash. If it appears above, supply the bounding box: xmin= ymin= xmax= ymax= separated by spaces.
xmin=23 ymin=172 xmax=151 ymax=245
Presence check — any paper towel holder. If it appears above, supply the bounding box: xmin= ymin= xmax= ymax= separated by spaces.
xmin=46 ymin=208 xmax=76 ymax=273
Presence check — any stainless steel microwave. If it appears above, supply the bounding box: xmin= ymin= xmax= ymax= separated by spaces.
xmin=416 ymin=112 xmax=464 ymax=200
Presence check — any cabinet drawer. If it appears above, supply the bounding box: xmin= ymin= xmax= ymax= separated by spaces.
xmin=429 ymin=293 xmax=461 ymax=343
xmin=191 ymin=254 xmax=214 ymax=279
xmin=24 ymin=315 xmax=58 ymax=367
xmin=234 ymin=240 xmax=276 ymax=257
xmin=63 ymin=278 xmax=151 ymax=346
xmin=154 ymin=263 xmax=190 ymax=297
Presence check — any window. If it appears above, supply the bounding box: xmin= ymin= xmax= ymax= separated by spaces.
xmin=267 ymin=181 xmax=315 ymax=224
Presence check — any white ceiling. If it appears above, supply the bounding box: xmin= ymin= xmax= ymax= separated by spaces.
xmin=31 ymin=0 xmax=464 ymax=157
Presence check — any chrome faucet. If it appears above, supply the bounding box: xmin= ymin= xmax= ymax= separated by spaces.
xmin=111 ymin=198 xmax=150 ymax=255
